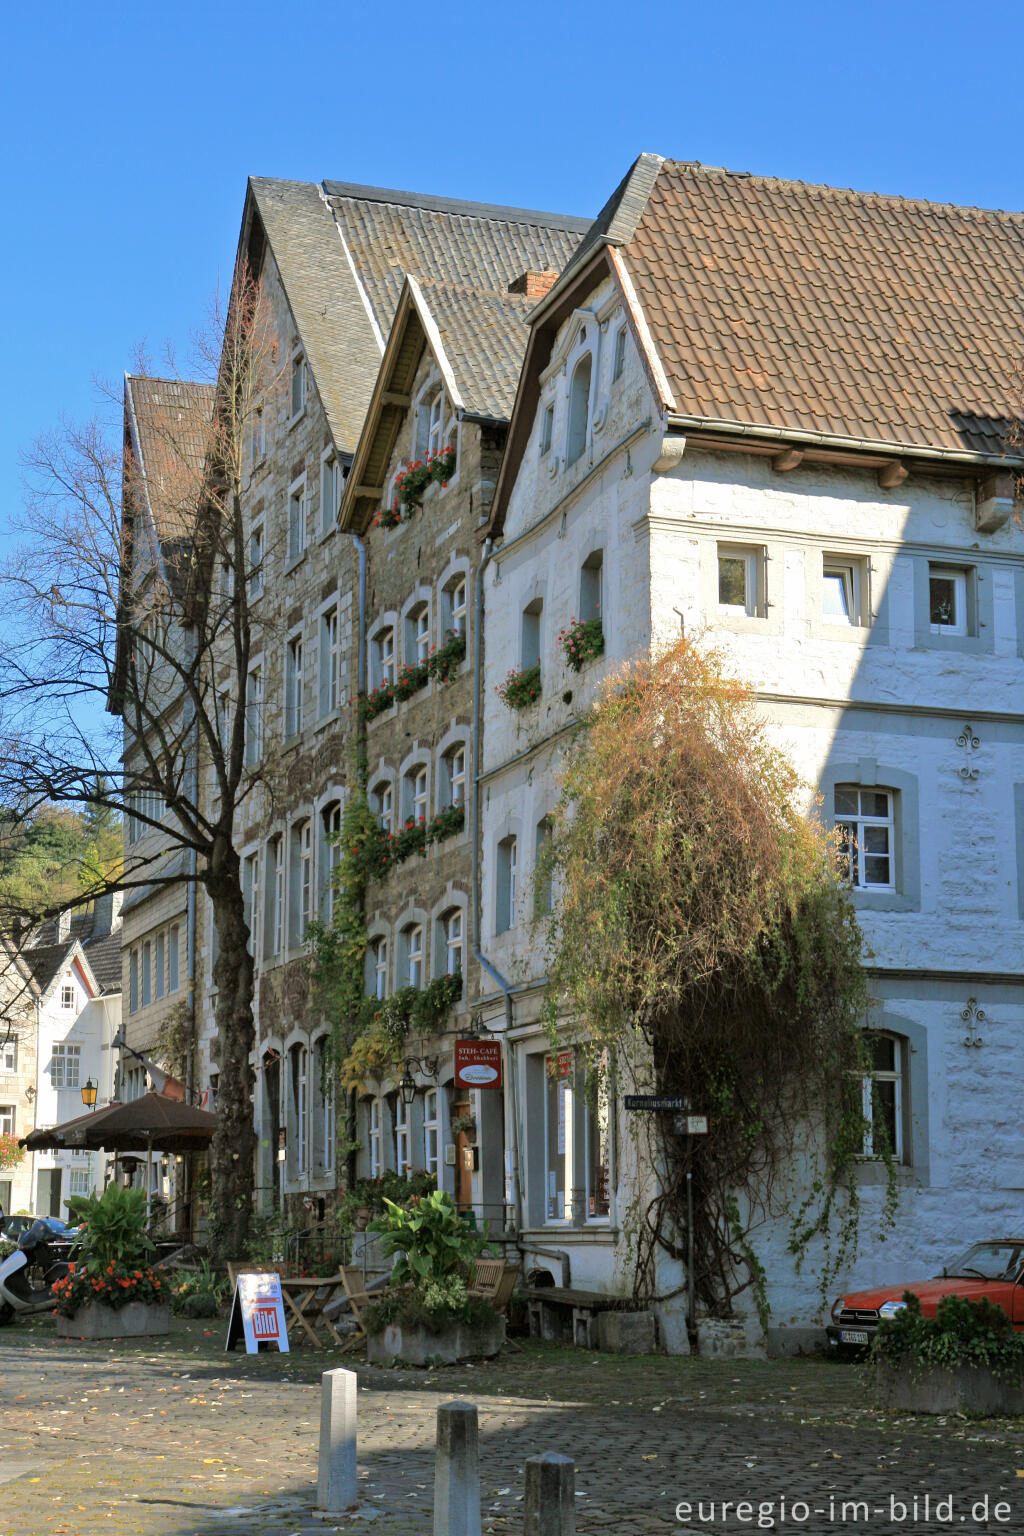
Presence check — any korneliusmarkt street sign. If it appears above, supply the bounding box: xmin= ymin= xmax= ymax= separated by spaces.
xmin=623 ymin=1095 xmax=687 ymax=1111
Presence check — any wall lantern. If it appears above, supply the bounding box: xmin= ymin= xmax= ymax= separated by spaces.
xmin=81 ymin=1077 xmax=98 ymax=1109
xmin=399 ymin=1055 xmax=440 ymax=1107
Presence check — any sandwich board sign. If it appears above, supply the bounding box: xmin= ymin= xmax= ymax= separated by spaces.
xmin=225 ymin=1271 xmax=290 ymax=1353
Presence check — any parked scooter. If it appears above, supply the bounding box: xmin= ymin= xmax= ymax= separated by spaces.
xmin=0 ymin=1218 xmax=72 ymax=1323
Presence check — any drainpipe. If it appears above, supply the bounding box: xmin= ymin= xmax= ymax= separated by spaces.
xmin=471 ymin=539 xmax=523 ymax=1236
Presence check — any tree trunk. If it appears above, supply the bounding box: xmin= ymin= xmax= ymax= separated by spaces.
xmin=206 ymin=842 xmax=255 ymax=1258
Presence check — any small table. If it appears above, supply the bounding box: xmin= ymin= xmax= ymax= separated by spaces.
xmin=278 ymin=1276 xmax=351 ymax=1349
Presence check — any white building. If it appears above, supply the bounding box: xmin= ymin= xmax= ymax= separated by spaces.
xmin=479 ymin=155 xmax=1024 ymax=1353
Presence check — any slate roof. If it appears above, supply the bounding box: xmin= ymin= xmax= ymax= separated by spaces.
xmin=426 ymin=286 xmax=534 ymax=421
xmin=125 ymin=375 xmax=216 ymax=600
xmin=622 ymin=161 xmax=1024 ymax=457
xmin=25 ymin=906 xmax=122 ymax=995
xmin=248 ymin=177 xmax=587 ymax=454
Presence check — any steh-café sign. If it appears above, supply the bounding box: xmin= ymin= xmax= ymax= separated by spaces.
xmin=454 ymin=1039 xmax=502 ymax=1089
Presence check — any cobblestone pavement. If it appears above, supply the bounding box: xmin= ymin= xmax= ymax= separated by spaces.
xmin=1 ymin=1316 xmax=1023 ymax=1536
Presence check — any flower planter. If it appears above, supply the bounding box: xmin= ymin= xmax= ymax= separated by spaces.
xmin=57 ymin=1301 xmax=170 ymax=1340
xmin=367 ymin=1311 xmax=504 ymax=1366
xmin=876 ymin=1358 xmax=1024 ymax=1416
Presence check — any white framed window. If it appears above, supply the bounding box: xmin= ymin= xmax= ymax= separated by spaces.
xmin=395 ymin=1096 xmax=411 ymax=1174
xmin=441 ymin=576 xmax=467 ymax=639
xmin=243 ymin=851 xmax=260 ymax=956
xmin=369 ymin=1098 xmax=382 ymax=1177
xmin=372 ymin=627 xmax=395 ymax=691
xmin=441 ymin=744 xmax=466 ymax=809
xmin=566 ymin=352 xmax=592 ymax=466
xmin=0 ymin=1105 xmax=13 ymax=1136
xmin=407 ymin=602 xmax=430 ymax=666
xmin=544 ymin=1051 xmax=573 ymax=1221
xmin=612 ymin=325 xmax=627 ymax=382
xmin=289 ymin=820 xmax=313 ymax=946
xmin=129 ymin=949 xmax=139 ymax=1013
xmin=60 ymin=982 xmax=75 ymax=1010
xmin=245 ymin=664 xmax=263 ymax=767
xmin=442 ymin=909 xmax=463 ymax=976
xmin=0 ymin=1039 xmax=16 ymax=1073
xmin=248 ymin=523 xmax=264 ymax=601
xmin=250 ymin=398 xmax=266 ymax=466
xmin=823 ymin=556 xmax=862 ymax=626
xmin=496 ymin=836 xmax=517 ymax=933
xmin=404 ymin=764 xmax=428 ymax=826
xmin=287 ymin=483 xmax=307 ymax=562
xmin=290 ymin=351 xmax=306 ymax=419
xmin=539 ymin=402 xmax=554 ymax=456
xmin=834 ymin=786 xmax=895 ymax=891
xmin=423 ymin=1088 xmax=439 ymax=1178
xmin=141 ymin=941 xmax=152 ymax=1007
xmin=265 ymin=836 xmax=284 ymax=959
xmin=929 ymin=564 xmax=970 ymax=636
xmin=155 ymin=931 xmax=165 ymax=1001
xmin=371 ymin=935 xmax=389 ymax=1000
xmin=374 ymin=781 xmax=394 ymax=835
xmin=521 ymin=600 xmax=542 ymax=669
xmin=717 ymin=543 xmax=763 ymax=617
xmin=314 ymin=1035 xmax=334 ymax=1173
xmin=402 ymin=923 xmax=424 ymax=988
xmin=285 ymin=635 xmax=303 ymax=738
xmin=290 ymin=1044 xmax=308 ymax=1175
xmin=320 ymin=801 xmax=342 ymax=923
xmin=320 ymin=452 xmax=339 ymax=536
xmin=51 ymin=1042 xmax=81 ymax=1091
xmin=860 ymin=1032 xmax=903 ymax=1160
xmin=319 ymin=606 xmax=339 ymax=718
xmin=168 ymin=924 xmax=179 ymax=992
xmin=68 ymin=1164 xmax=92 ymax=1197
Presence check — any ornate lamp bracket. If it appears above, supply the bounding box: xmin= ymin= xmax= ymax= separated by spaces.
xmin=956 ymin=724 xmax=980 ymax=781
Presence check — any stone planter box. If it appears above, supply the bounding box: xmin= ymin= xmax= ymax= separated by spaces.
xmin=367 ymin=1312 xmax=504 ymax=1366
xmin=876 ymin=1358 xmax=1024 ymax=1416
xmin=56 ymin=1302 xmax=170 ymax=1340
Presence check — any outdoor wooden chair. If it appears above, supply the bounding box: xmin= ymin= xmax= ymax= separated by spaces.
xmin=336 ymin=1264 xmax=379 ymax=1353
xmin=467 ymin=1258 xmax=504 ymax=1301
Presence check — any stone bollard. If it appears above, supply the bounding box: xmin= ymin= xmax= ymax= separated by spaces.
xmin=314 ymin=1367 xmax=357 ymax=1516
xmin=524 ymin=1451 xmax=575 ymax=1536
xmin=433 ymin=1400 xmax=482 ymax=1536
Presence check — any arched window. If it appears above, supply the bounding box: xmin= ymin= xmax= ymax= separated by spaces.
xmin=406 ymin=601 xmax=430 ymax=666
xmin=368 ymin=1097 xmax=383 ymax=1176
xmin=403 ymin=763 xmax=428 ymax=826
xmin=439 ymin=908 xmax=464 ymax=976
xmin=289 ymin=1043 xmax=308 ymax=1176
xmin=441 ymin=575 xmax=467 ymax=639
xmin=371 ymin=627 xmax=395 ymax=691
xmin=395 ymin=1095 xmax=411 ymax=1175
xmin=369 ymin=935 xmax=389 ymax=999
xmin=580 ymin=550 xmax=603 ymax=623
xmin=534 ymin=816 xmax=554 ymax=916
xmin=423 ymin=1088 xmax=439 ymax=1178
xmin=521 ymin=600 xmax=542 ymax=669
xmin=401 ymin=923 xmax=424 ymax=988
xmin=440 ymin=743 xmax=466 ymax=809
xmin=566 ymin=353 xmax=592 ymax=466
xmin=496 ymin=836 xmax=517 ymax=933
xmin=312 ymin=1035 xmax=334 ymax=1174
xmin=372 ymin=780 xmax=394 ymax=835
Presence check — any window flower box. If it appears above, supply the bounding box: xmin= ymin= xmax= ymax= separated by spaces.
xmin=497 ymin=663 xmax=541 ymax=710
xmin=372 ymin=444 xmax=457 ymax=530
xmin=558 ymin=616 xmax=604 ymax=672
xmin=359 ymin=631 xmax=466 ymax=722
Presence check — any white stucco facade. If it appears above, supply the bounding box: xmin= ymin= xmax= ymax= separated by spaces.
xmin=480 ymin=272 xmax=1024 ymax=1352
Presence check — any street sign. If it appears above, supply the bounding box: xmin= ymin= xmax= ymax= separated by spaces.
xmin=673 ymin=1113 xmax=709 ymax=1136
xmin=454 ymin=1039 xmax=502 ymax=1089
xmin=623 ymin=1095 xmax=687 ymax=1112
xmin=225 ymin=1271 xmax=290 ymax=1354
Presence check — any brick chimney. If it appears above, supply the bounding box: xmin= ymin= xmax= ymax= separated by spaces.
xmin=507 ymin=270 xmax=559 ymax=300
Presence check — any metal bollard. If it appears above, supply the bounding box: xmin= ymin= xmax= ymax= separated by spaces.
xmin=523 ymin=1451 xmax=576 ymax=1536
xmin=433 ymin=1400 xmax=482 ymax=1536
xmin=314 ymin=1367 xmax=358 ymax=1516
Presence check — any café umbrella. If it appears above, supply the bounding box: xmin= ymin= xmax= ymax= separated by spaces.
xmin=20 ymin=1092 xmax=218 ymax=1226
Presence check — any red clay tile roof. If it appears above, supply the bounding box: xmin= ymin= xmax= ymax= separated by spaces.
xmin=624 ymin=161 xmax=1024 ymax=458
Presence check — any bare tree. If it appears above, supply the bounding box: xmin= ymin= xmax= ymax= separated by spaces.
xmin=0 ymin=267 xmax=284 ymax=1254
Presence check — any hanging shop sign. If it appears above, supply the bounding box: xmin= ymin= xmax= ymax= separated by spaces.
xmin=454 ymin=1039 xmax=502 ymax=1089
xmin=225 ymin=1271 xmax=290 ymax=1354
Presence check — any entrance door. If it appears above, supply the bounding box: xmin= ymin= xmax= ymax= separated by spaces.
xmin=453 ymin=1098 xmax=474 ymax=1211
xmin=36 ymin=1167 xmax=62 ymax=1217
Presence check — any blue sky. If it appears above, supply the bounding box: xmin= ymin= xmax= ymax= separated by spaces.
xmin=2 ymin=0 xmax=1023 ymax=553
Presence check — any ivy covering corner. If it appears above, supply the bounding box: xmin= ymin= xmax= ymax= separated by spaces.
xmin=540 ymin=637 xmax=894 ymax=1324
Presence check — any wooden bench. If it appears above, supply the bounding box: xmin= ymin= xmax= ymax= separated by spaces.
xmin=518 ymin=1284 xmax=634 ymax=1347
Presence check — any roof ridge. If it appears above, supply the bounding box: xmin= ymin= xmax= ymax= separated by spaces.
xmin=665 ymin=159 xmax=1024 ymax=224
xmin=321 ymin=178 xmax=591 ymax=232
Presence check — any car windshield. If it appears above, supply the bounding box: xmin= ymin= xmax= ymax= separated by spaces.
xmin=945 ymin=1242 xmax=1024 ymax=1280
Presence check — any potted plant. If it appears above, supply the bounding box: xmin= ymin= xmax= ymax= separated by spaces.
xmin=363 ymin=1188 xmax=503 ymax=1365
xmin=53 ymin=1185 xmax=169 ymax=1339
xmin=874 ymin=1292 xmax=1024 ymax=1415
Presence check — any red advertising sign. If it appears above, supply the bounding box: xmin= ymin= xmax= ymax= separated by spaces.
xmin=454 ymin=1039 xmax=503 ymax=1090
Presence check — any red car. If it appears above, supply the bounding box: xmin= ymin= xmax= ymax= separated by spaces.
xmin=827 ymin=1239 xmax=1024 ymax=1349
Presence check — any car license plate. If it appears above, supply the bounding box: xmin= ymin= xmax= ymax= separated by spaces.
xmin=839 ymin=1329 xmax=869 ymax=1345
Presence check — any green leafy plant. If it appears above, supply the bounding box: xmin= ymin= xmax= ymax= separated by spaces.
xmin=496 ymin=662 xmax=541 ymax=710
xmin=558 ymin=616 xmax=605 ymax=672
xmin=335 ymin=1170 xmax=436 ymax=1235
xmin=874 ymin=1292 xmax=1024 ymax=1374
xmin=363 ymin=1276 xmax=496 ymax=1336
xmin=371 ymin=1188 xmax=490 ymax=1289
xmin=67 ymin=1184 xmax=155 ymax=1274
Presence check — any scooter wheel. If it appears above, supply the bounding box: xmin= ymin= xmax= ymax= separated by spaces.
xmin=0 ymin=1301 xmax=15 ymax=1326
